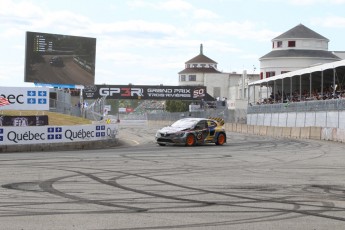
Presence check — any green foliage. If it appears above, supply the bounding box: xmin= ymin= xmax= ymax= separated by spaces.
xmin=165 ymin=100 xmax=189 ymax=112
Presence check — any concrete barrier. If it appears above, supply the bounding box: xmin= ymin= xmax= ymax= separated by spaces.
xmin=225 ymin=123 xmax=233 ymax=132
xmin=273 ymin=127 xmax=283 ymax=137
xmin=282 ymin=127 xmax=292 ymax=137
xmin=259 ymin=126 xmax=267 ymax=136
xmin=0 ymin=139 xmax=119 ymax=153
xmin=266 ymin=126 xmax=275 ymax=137
xmin=321 ymin=128 xmax=334 ymax=141
xmin=335 ymin=128 xmax=345 ymax=143
xmin=300 ymin=127 xmax=311 ymax=139
xmin=241 ymin=124 xmax=248 ymax=133
xmin=310 ymin=127 xmax=322 ymax=140
xmin=247 ymin=125 xmax=254 ymax=134
xmin=236 ymin=124 xmax=242 ymax=132
xmin=291 ymin=127 xmax=301 ymax=138
xmin=253 ymin=125 xmax=260 ymax=135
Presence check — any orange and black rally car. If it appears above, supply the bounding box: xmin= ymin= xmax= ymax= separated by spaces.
xmin=155 ymin=117 xmax=226 ymax=146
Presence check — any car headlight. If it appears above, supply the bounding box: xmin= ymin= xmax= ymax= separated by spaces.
xmin=174 ymin=132 xmax=185 ymax=137
xmin=155 ymin=131 xmax=161 ymax=137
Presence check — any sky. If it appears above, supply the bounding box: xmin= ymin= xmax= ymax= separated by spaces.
xmin=1 ymin=0 xmax=345 ymax=88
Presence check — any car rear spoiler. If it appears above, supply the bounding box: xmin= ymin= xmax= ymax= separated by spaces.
xmin=208 ymin=117 xmax=225 ymax=126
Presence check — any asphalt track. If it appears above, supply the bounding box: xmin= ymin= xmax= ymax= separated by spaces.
xmin=1 ymin=125 xmax=345 ymax=230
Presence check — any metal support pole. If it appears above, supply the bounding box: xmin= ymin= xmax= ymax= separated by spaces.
xmin=333 ymin=68 xmax=336 ymax=96
xmin=282 ymin=78 xmax=284 ymax=102
xmin=247 ymin=85 xmax=250 ymax=105
xmin=290 ymin=76 xmax=292 ymax=100
xmin=299 ymin=75 xmax=302 ymax=101
xmin=309 ymin=72 xmax=312 ymax=98
xmin=321 ymin=70 xmax=324 ymax=97
xmin=273 ymin=81 xmax=276 ymax=102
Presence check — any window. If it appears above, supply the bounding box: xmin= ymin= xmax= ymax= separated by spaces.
xmin=272 ymin=42 xmax=274 ymax=48
xmin=188 ymin=75 xmax=196 ymax=81
xmin=180 ymin=75 xmax=186 ymax=81
xmin=277 ymin=41 xmax=282 ymax=48
xmin=266 ymin=71 xmax=275 ymax=78
xmin=195 ymin=120 xmax=207 ymax=129
xmin=288 ymin=41 xmax=296 ymax=47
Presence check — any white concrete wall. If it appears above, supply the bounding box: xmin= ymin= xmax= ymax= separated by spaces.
xmin=248 ymin=110 xmax=345 ymax=128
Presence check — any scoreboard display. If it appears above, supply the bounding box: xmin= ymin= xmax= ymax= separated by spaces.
xmin=24 ymin=31 xmax=96 ymax=86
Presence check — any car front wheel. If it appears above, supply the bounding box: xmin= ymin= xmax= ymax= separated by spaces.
xmin=185 ymin=134 xmax=196 ymax=146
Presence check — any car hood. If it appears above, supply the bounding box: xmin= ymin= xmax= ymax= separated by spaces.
xmin=158 ymin=126 xmax=190 ymax=134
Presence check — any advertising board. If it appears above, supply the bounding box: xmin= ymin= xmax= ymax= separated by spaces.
xmin=83 ymin=85 xmax=207 ymax=100
xmin=0 ymin=124 xmax=117 ymax=145
xmin=0 ymin=87 xmax=49 ymax=110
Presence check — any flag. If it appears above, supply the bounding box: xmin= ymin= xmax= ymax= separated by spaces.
xmin=0 ymin=97 xmax=10 ymax=107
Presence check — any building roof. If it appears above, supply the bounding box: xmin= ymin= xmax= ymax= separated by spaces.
xmin=185 ymin=44 xmax=217 ymax=64
xmin=186 ymin=54 xmax=217 ymax=64
xmin=273 ymin=24 xmax=329 ymax=41
xmin=260 ymin=49 xmax=341 ymax=60
xmin=250 ymin=59 xmax=345 ymax=86
xmin=178 ymin=67 xmax=222 ymax=74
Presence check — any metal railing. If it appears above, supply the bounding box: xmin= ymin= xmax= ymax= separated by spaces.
xmin=247 ymin=99 xmax=345 ymax=114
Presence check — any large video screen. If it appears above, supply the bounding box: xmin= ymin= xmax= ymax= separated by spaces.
xmin=24 ymin=31 xmax=96 ymax=86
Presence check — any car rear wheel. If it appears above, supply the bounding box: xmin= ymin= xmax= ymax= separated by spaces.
xmin=158 ymin=143 xmax=166 ymax=146
xmin=216 ymin=133 xmax=226 ymax=145
xmin=185 ymin=134 xmax=196 ymax=146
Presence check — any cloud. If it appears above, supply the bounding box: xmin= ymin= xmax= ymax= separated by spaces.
xmin=287 ymin=0 xmax=345 ymax=5
xmin=193 ymin=21 xmax=279 ymax=42
xmin=127 ymin=0 xmax=218 ymax=19
xmin=193 ymin=9 xmax=219 ymax=19
xmin=89 ymin=20 xmax=185 ymax=38
xmin=310 ymin=16 xmax=345 ymax=28
xmin=127 ymin=0 xmax=193 ymax=11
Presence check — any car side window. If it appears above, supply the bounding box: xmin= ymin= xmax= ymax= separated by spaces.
xmin=195 ymin=120 xmax=207 ymax=130
xmin=208 ymin=121 xmax=216 ymax=128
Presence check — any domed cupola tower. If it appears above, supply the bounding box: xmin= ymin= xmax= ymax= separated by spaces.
xmin=259 ymin=24 xmax=341 ymax=79
xmin=178 ymin=44 xmax=221 ymax=86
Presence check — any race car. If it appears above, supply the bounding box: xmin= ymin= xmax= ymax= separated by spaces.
xmin=155 ymin=117 xmax=226 ymax=146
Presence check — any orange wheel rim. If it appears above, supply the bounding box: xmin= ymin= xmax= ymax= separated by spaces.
xmin=186 ymin=135 xmax=194 ymax=145
xmin=218 ymin=134 xmax=225 ymax=144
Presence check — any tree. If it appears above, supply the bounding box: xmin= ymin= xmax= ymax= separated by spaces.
xmin=165 ymin=100 xmax=189 ymax=112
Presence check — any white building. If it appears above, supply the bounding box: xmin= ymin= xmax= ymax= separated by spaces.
xmin=259 ymin=24 xmax=341 ymax=80
xmin=178 ymin=44 xmax=260 ymax=109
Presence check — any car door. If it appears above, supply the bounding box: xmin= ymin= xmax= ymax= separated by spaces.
xmin=194 ymin=120 xmax=209 ymax=142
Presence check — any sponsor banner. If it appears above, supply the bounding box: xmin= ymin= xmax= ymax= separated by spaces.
xmin=0 ymin=124 xmax=117 ymax=145
xmin=0 ymin=115 xmax=48 ymax=126
xmin=35 ymin=82 xmax=84 ymax=89
xmin=83 ymin=85 xmax=206 ymax=100
xmin=0 ymin=87 xmax=49 ymax=110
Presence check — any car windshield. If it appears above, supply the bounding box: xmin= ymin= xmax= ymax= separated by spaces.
xmin=170 ymin=119 xmax=199 ymax=128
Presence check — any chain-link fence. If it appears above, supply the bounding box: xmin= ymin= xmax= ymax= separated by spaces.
xmin=247 ymin=99 xmax=345 ymax=114
xmin=51 ymin=94 xmax=248 ymax=124
xmin=49 ymin=99 xmax=81 ymax=117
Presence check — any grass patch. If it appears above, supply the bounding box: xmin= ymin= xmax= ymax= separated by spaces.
xmin=0 ymin=110 xmax=92 ymax=126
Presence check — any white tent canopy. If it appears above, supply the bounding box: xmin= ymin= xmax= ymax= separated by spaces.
xmin=249 ymin=59 xmax=345 ymax=86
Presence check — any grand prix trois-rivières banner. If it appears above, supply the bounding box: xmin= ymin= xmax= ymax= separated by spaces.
xmin=82 ymin=85 xmax=207 ymax=100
